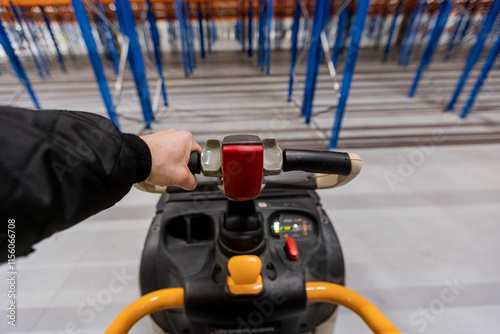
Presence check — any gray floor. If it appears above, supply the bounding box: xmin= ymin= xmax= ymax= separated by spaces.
xmin=1 ymin=47 xmax=500 ymax=333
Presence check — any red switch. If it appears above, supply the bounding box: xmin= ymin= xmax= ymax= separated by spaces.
xmin=285 ymin=237 xmax=299 ymax=261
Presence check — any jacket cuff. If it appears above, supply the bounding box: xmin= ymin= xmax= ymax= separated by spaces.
xmin=122 ymin=134 xmax=152 ymax=183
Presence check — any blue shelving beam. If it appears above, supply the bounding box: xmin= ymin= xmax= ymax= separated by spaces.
xmin=445 ymin=0 xmax=500 ymax=111
xmin=257 ymin=0 xmax=273 ymax=74
xmin=302 ymin=0 xmax=332 ymax=122
xmin=399 ymin=1 xmax=423 ymax=66
xmin=398 ymin=8 xmax=417 ymax=64
xmin=366 ymin=16 xmax=376 ymax=41
xmin=241 ymin=12 xmax=246 ymax=52
xmin=56 ymin=18 xmax=77 ymax=61
xmin=332 ymin=0 xmax=349 ymax=67
xmin=248 ymin=9 xmax=254 ymax=57
xmin=7 ymin=23 xmax=22 ymax=47
xmin=182 ymin=2 xmax=192 ymax=73
xmin=401 ymin=0 xmax=427 ymax=66
xmin=40 ymin=6 xmax=66 ymax=72
xmin=19 ymin=6 xmax=50 ymax=77
xmin=167 ymin=20 xmax=178 ymax=53
xmin=115 ymin=0 xmax=154 ymax=127
xmin=236 ymin=20 xmax=241 ymax=42
xmin=212 ymin=20 xmax=217 ymax=42
xmin=383 ymin=0 xmax=403 ymax=62
xmin=206 ymin=15 xmax=212 ymax=52
xmin=444 ymin=0 xmax=470 ymax=60
xmin=71 ymin=0 xmax=119 ymax=128
xmin=408 ymin=0 xmax=453 ymax=98
xmin=198 ymin=11 xmax=205 ymax=58
xmin=175 ymin=0 xmax=190 ymax=77
xmin=265 ymin=0 xmax=275 ymax=75
xmin=460 ymin=32 xmax=500 ymax=118
xmin=9 ymin=2 xmax=44 ymax=78
xmin=177 ymin=0 xmax=195 ymax=74
xmin=95 ymin=0 xmax=120 ymax=74
xmin=258 ymin=0 xmax=266 ymax=71
xmin=329 ymin=0 xmax=370 ymax=149
xmin=145 ymin=0 xmax=168 ymax=106
xmin=182 ymin=1 xmax=196 ymax=72
xmin=0 ymin=16 xmax=41 ymax=109
xmin=373 ymin=9 xmax=388 ymax=50
xmin=287 ymin=0 xmax=302 ymax=102
xmin=458 ymin=6 xmax=475 ymax=44
xmin=342 ymin=9 xmax=353 ymax=50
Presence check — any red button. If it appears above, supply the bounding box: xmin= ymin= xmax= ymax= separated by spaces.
xmin=222 ymin=145 xmax=264 ymax=201
xmin=285 ymin=237 xmax=299 ymax=261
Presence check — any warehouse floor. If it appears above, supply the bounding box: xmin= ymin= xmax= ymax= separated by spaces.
xmin=1 ymin=48 xmax=500 ymax=333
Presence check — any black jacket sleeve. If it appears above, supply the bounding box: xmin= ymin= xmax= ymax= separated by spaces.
xmin=0 ymin=106 xmax=152 ymax=261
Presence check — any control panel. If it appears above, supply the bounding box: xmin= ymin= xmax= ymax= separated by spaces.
xmin=270 ymin=212 xmax=315 ymax=239
xmin=141 ymin=190 xmax=344 ymax=334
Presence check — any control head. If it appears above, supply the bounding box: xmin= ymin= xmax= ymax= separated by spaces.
xmin=134 ymin=135 xmax=362 ymax=199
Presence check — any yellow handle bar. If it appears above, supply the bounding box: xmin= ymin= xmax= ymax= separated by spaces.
xmin=106 ymin=283 xmax=400 ymax=334
xmin=105 ymin=288 xmax=183 ymax=334
xmin=306 ymin=282 xmax=400 ymax=334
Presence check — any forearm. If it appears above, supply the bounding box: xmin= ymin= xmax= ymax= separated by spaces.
xmin=0 ymin=106 xmax=151 ymax=259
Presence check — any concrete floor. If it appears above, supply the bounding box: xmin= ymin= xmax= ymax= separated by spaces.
xmin=1 ymin=46 xmax=500 ymax=333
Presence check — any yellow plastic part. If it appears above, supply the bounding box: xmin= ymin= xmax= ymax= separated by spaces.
xmin=227 ymin=255 xmax=263 ymax=295
xmin=306 ymin=282 xmax=401 ymax=334
xmin=105 ymin=288 xmax=184 ymax=334
xmin=105 ymin=278 xmax=400 ymax=334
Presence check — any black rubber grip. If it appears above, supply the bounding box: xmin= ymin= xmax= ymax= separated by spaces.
xmin=188 ymin=151 xmax=201 ymax=174
xmin=282 ymin=149 xmax=351 ymax=175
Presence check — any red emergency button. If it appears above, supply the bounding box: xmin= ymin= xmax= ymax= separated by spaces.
xmin=285 ymin=237 xmax=299 ymax=261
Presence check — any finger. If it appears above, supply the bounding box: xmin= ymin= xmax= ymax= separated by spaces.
xmin=191 ymin=136 xmax=202 ymax=152
xmin=178 ymin=167 xmax=198 ymax=190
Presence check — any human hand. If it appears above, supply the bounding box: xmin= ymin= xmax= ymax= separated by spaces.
xmin=140 ymin=129 xmax=202 ymax=190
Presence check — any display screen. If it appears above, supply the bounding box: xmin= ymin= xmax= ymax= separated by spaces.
xmin=270 ymin=213 xmax=314 ymax=239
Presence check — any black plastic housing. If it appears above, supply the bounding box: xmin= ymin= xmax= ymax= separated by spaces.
xmin=140 ymin=190 xmax=345 ymax=334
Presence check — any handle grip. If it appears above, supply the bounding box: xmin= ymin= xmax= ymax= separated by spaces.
xmin=282 ymin=149 xmax=352 ymax=175
xmin=106 ymin=282 xmax=399 ymax=334
xmin=188 ymin=151 xmax=201 ymax=174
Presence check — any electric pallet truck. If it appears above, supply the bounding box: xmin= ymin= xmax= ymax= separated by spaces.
xmin=106 ymin=135 xmax=401 ymax=334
